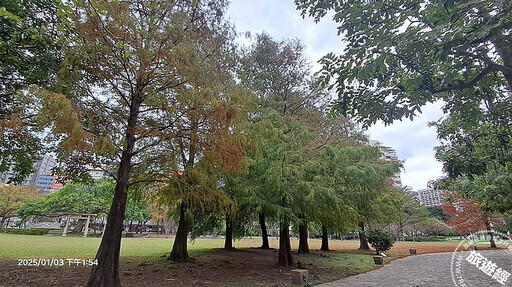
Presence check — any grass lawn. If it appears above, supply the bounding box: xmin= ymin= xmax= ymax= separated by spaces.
xmin=0 ymin=233 xmax=464 ymax=260
xmin=0 ymin=233 xmax=221 ymax=260
xmin=0 ymin=234 xmax=469 ymax=286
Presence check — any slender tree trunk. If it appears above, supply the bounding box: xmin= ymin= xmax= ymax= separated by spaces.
xmin=170 ymin=203 xmax=190 ymax=262
xmin=320 ymin=224 xmax=329 ymax=251
xmin=259 ymin=212 xmax=269 ymax=249
xmin=485 ymin=220 xmax=497 ymax=248
xmin=87 ymin=93 xmax=142 ymax=287
xmin=278 ymin=221 xmax=293 ymax=267
xmin=224 ymin=214 xmax=234 ymax=250
xmin=298 ymin=220 xmax=310 ymax=254
xmin=358 ymin=222 xmax=370 ymax=250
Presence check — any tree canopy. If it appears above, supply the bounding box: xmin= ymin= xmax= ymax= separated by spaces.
xmin=0 ymin=0 xmax=66 ymax=183
xmin=295 ymin=0 xmax=512 ymax=125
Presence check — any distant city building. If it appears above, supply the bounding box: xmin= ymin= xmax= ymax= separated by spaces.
xmin=88 ymin=165 xmax=107 ymax=180
xmin=49 ymin=175 xmax=66 ymax=193
xmin=34 ymin=173 xmax=65 ymax=194
xmin=0 ymin=156 xmax=118 ymax=194
xmin=415 ymin=187 xmax=444 ymax=207
xmin=369 ymin=140 xmax=402 ymax=187
xmin=0 ymin=154 xmax=57 ymax=186
xmin=34 ymin=173 xmax=55 ymax=194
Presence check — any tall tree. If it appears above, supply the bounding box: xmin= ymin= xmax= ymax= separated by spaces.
xmin=338 ymin=146 xmax=400 ymax=250
xmin=433 ymin=98 xmax=512 ymax=213
xmin=388 ymin=191 xmax=429 ymax=241
xmin=157 ymin=33 xmax=250 ymax=262
xmin=246 ymin=114 xmax=312 ymax=266
xmin=43 ymin=1 xmax=236 ymax=285
xmin=238 ymin=33 xmax=343 ymax=261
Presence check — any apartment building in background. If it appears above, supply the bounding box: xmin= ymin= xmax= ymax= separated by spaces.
xmin=369 ymin=140 xmax=402 ymax=187
xmin=0 ymin=154 xmax=57 ymax=186
xmin=415 ymin=187 xmax=444 ymax=207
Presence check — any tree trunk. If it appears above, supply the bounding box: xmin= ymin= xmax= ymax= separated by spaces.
xmin=485 ymin=221 xmax=497 ymax=248
xmin=224 ymin=214 xmax=234 ymax=250
xmin=298 ymin=220 xmax=310 ymax=254
xmin=320 ymin=224 xmax=329 ymax=251
xmin=259 ymin=212 xmax=269 ymax=249
xmin=170 ymin=203 xmax=190 ymax=262
xmin=358 ymin=222 xmax=370 ymax=250
xmin=491 ymin=35 xmax=512 ymax=90
xmin=87 ymin=92 xmax=142 ymax=287
xmin=71 ymin=219 xmax=86 ymax=234
xmin=277 ymin=221 xmax=293 ymax=267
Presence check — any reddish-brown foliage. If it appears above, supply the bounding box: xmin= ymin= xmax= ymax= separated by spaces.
xmin=442 ymin=191 xmax=495 ymax=235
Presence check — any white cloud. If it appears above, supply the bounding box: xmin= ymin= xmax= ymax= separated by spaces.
xmin=367 ymin=102 xmax=445 ymax=189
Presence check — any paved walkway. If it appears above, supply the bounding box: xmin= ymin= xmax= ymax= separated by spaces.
xmin=317 ymin=250 xmax=511 ymax=287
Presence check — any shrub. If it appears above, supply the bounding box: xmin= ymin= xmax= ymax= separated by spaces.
xmin=0 ymin=228 xmax=49 ymax=235
xmin=367 ymin=230 xmax=395 ymax=255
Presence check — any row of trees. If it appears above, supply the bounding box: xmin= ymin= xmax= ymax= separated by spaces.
xmin=7 ymin=0 xmax=508 ymax=285
xmin=296 ymin=0 xmax=512 ymax=243
xmin=0 ymin=1 xmax=410 ymax=286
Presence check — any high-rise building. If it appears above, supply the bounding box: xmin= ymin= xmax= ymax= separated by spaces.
xmin=369 ymin=140 xmax=402 ymax=187
xmin=0 ymin=154 xmax=56 ymax=185
xmin=415 ymin=188 xmax=444 ymax=207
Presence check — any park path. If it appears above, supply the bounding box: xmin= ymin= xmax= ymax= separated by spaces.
xmin=317 ymin=250 xmax=511 ymax=287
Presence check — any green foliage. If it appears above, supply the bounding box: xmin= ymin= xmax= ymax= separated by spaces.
xmin=0 ymin=228 xmax=49 ymax=235
xmin=366 ymin=230 xmax=395 ymax=254
xmin=295 ymin=0 xmax=512 ymax=224
xmin=0 ymin=185 xmax=42 ymax=223
xmin=304 ymin=145 xmax=398 ymax=233
xmin=18 ymin=181 xmax=154 ymax=221
xmin=18 ymin=182 xmax=111 ymax=219
xmin=404 ymin=236 xmax=446 ymax=242
xmin=295 ymin=0 xmax=512 ymax=126
xmin=435 ymin=118 xmax=512 ymax=213
xmin=387 ymin=191 xmax=430 ymax=240
xmin=427 ymin=206 xmax=449 ymax=222
xmin=411 ymin=217 xmax=455 ymax=237
xmin=0 ymin=0 xmax=67 ymax=182
xmin=241 ymin=112 xmax=312 ymax=225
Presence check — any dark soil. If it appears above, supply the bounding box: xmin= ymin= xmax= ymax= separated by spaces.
xmin=0 ymin=248 xmax=295 ymax=287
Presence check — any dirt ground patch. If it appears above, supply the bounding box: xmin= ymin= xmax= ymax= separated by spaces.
xmin=0 ymin=248 xmax=316 ymax=287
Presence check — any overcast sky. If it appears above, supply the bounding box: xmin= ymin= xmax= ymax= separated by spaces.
xmin=227 ymin=1 xmax=445 ymax=190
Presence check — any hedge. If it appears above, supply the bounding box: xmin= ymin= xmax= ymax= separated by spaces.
xmin=0 ymin=228 xmax=49 ymax=235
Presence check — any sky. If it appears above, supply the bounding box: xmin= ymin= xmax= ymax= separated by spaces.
xmin=227 ymin=1 xmax=444 ymax=190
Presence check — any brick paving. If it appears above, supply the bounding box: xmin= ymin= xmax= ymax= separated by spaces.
xmin=317 ymin=250 xmax=512 ymax=287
